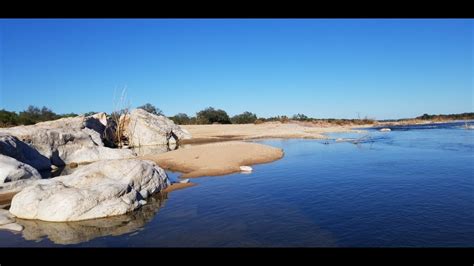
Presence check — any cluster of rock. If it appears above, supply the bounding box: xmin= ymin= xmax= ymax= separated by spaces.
xmin=0 ymin=109 xmax=191 ymax=224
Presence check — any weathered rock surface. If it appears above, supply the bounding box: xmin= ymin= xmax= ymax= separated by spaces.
xmin=0 ymin=113 xmax=134 ymax=166
xmin=0 ymin=155 xmax=42 ymax=184
xmin=14 ymin=193 xmax=167 ymax=244
xmin=0 ymin=134 xmax=51 ymax=171
xmin=56 ymin=146 xmax=135 ymax=165
xmin=9 ymin=159 xmax=170 ymax=222
xmin=121 ymin=109 xmax=191 ymax=147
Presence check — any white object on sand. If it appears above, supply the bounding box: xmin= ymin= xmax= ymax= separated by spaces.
xmin=240 ymin=166 xmax=253 ymax=172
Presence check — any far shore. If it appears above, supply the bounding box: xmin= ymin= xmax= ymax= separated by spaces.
xmin=180 ymin=122 xmax=369 ymax=145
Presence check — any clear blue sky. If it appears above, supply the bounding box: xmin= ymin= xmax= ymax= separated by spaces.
xmin=0 ymin=19 xmax=472 ymax=119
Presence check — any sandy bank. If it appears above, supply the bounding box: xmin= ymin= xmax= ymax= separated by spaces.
xmin=163 ymin=182 xmax=197 ymax=193
xmin=181 ymin=123 xmax=366 ymax=144
xmin=142 ymin=141 xmax=284 ymax=178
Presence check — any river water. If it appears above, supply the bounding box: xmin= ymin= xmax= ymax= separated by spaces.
xmin=0 ymin=121 xmax=473 ymax=247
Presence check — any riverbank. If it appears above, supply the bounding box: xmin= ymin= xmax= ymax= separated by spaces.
xmin=142 ymin=141 xmax=284 ymax=178
xmin=180 ymin=122 xmax=367 ymax=144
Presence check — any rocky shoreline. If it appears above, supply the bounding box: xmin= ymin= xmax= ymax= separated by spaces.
xmin=0 ymin=109 xmax=191 ymax=227
xmin=0 ymin=110 xmax=379 ymax=230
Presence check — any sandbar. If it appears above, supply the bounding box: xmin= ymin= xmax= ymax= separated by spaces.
xmin=142 ymin=141 xmax=284 ymax=178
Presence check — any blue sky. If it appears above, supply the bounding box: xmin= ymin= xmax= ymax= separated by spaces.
xmin=0 ymin=19 xmax=472 ymax=119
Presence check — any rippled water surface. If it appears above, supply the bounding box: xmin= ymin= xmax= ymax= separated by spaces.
xmin=1 ymin=121 xmax=473 ymax=247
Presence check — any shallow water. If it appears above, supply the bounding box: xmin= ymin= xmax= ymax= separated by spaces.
xmin=0 ymin=121 xmax=473 ymax=247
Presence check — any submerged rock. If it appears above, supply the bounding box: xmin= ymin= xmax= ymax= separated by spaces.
xmin=0 ymin=223 xmax=23 ymax=232
xmin=0 ymin=155 xmax=42 ymax=184
xmin=9 ymin=159 xmax=170 ymax=222
xmin=121 ymin=109 xmax=192 ymax=147
xmin=0 ymin=209 xmax=23 ymax=232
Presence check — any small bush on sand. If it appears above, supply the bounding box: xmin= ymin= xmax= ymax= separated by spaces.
xmin=196 ymin=107 xmax=231 ymax=124
xmin=231 ymin=111 xmax=258 ymax=124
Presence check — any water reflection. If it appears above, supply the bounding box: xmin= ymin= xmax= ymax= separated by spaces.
xmin=14 ymin=192 xmax=168 ymax=245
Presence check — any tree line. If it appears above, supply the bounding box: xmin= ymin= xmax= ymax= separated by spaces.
xmin=2 ymin=103 xmax=472 ymax=128
xmin=0 ymin=106 xmax=79 ymax=127
xmin=416 ymin=112 xmax=474 ymax=121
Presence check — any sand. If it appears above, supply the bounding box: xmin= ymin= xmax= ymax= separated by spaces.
xmin=163 ymin=182 xmax=197 ymax=193
xmin=181 ymin=122 xmax=366 ymax=144
xmin=142 ymin=141 xmax=284 ymax=178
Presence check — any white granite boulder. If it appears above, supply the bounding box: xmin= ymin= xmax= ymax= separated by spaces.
xmin=9 ymin=159 xmax=170 ymax=222
xmin=121 ymin=109 xmax=192 ymax=147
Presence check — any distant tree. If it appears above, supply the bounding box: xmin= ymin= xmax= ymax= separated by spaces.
xmin=40 ymin=106 xmax=57 ymax=121
xmin=196 ymin=107 xmax=231 ymax=124
xmin=59 ymin=113 xmax=78 ymax=118
xmin=169 ymin=113 xmax=192 ymax=125
xmin=137 ymin=103 xmax=163 ymax=116
xmin=292 ymin=113 xmax=309 ymax=121
xmin=0 ymin=109 xmax=19 ymax=127
xmin=83 ymin=111 xmax=97 ymax=117
xmin=279 ymin=115 xmax=289 ymax=123
xmin=231 ymin=111 xmax=258 ymax=124
xmin=420 ymin=113 xmax=431 ymax=120
xmin=17 ymin=105 xmax=59 ymax=125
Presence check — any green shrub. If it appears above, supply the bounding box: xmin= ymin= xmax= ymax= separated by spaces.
xmin=169 ymin=113 xmax=192 ymax=125
xmin=196 ymin=107 xmax=231 ymax=124
xmin=137 ymin=103 xmax=163 ymax=116
xmin=0 ymin=109 xmax=19 ymax=127
xmin=231 ymin=111 xmax=257 ymax=124
xmin=292 ymin=113 xmax=309 ymax=121
xmin=17 ymin=106 xmax=58 ymax=125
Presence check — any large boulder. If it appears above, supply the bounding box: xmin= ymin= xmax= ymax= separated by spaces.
xmin=9 ymin=159 xmax=170 ymax=222
xmin=0 ymin=134 xmax=51 ymax=171
xmin=0 ymin=155 xmax=42 ymax=184
xmin=14 ymin=193 xmax=167 ymax=244
xmin=0 ymin=113 xmax=134 ymax=166
xmin=121 ymin=109 xmax=191 ymax=147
